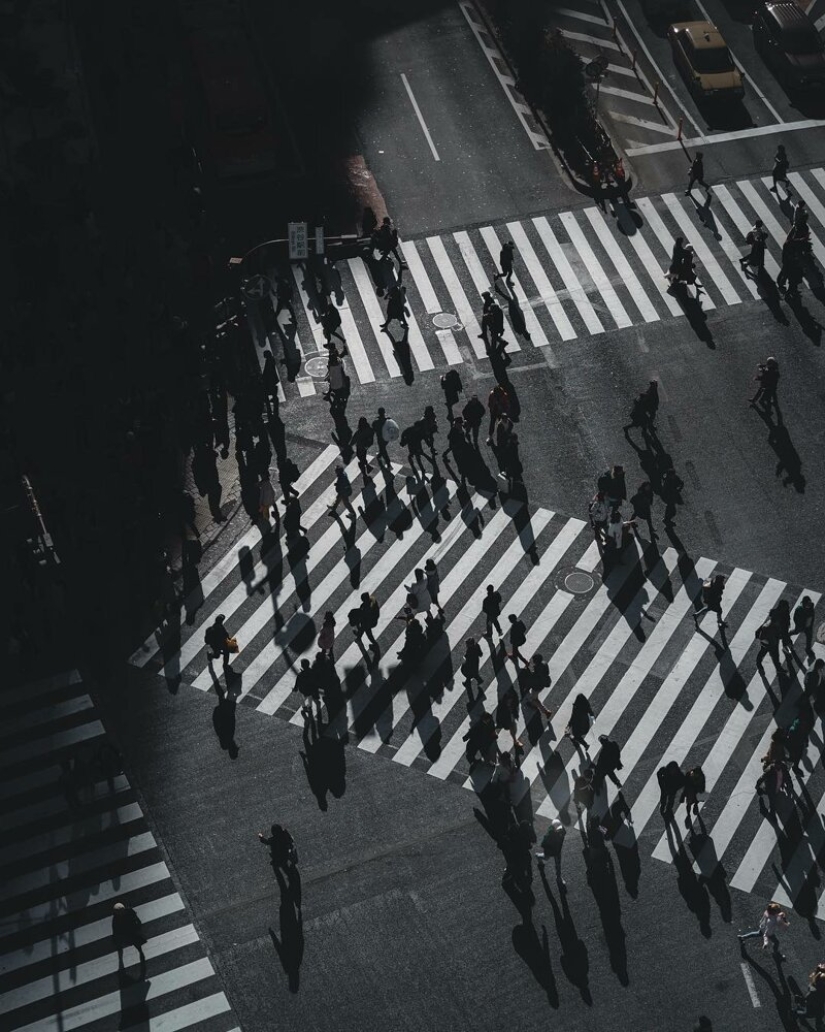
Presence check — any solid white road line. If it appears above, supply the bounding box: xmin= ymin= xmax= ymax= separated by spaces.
xmin=583 ymin=207 xmax=660 ymax=322
xmin=346 ymin=258 xmax=402 ymax=377
xmin=741 ymin=963 xmax=762 ymax=1008
xmin=624 ymin=578 xmax=786 ymax=843
xmin=661 ymin=193 xmax=742 ymax=305
xmin=713 ymin=184 xmax=782 ymax=279
xmin=427 ymin=236 xmax=487 ymax=358
xmin=560 ymin=212 xmax=633 ymax=328
xmin=399 ymin=240 xmax=463 ymax=365
xmin=391 ymin=509 xmax=555 ymax=766
xmin=533 ymin=216 xmax=604 ymax=333
xmin=479 ymin=225 xmax=558 ymax=363
xmin=400 ymin=73 xmax=441 ymax=161
xmin=454 ymin=230 xmax=521 ymax=352
xmin=506 ymin=221 xmax=576 ymax=341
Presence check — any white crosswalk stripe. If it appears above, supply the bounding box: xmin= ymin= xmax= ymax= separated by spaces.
xmin=131 ymin=442 xmax=825 ymax=917
xmin=0 ymin=672 xmax=239 ymax=1032
xmin=258 ymin=168 xmax=825 ymax=401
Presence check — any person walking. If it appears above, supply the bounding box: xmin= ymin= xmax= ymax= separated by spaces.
xmin=405 ymin=569 xmax=432 ymax=617
xmin=793 ymin=198 xmax=809 ymax=231
xmin=770 ymin=145 xmax=791 ymax=198
xmin=493 ymin=240 xmax=516 ymax=288
xmin=274 ymin=275 xmax=296 ymax=320
xmin=372 ymin=407 xmax=398 ymax=468
xmin=565 ymin=693 xmax=594 ymax=749
xmin=681 ymin=765 xmax=705 ymax=829
xmin=283 ymin=496 xmax=307 ymax=539
xmin=419 ymin=405 xmax=439 ymax=458
xmin=279 ymin=456 xmax=301 ymax=501
xmin=442 ymin=416 xmax=467 ymax=478
xmin=381 ymin=282 xmax=408 ymax=332
xmin=482 ymin=584 xmax=503 ymax=639
xmin=258 ymin=823 xmax=299 ymax=872
xmin=629 ymin=481 xmax=656 ymax=541
xmin=805 ymin=658 xmax=825 ymax=705
xmin=535 ymin=818 xmax=567 ymax=887
xmin=321 ymin=301 xmax=345 ymax=347
xmin=440 ymin=368 xmax=463 ymax=418
xmin=770 ymin=598 xmax=794 ymax=656
xmin=738 ymin=901 xmax=790 ymax=960
xmin=425 ymin=558 xmax=444 ymax=616
xmin=594 ymin=734 xmax=623 ymax=788
xmin=657 ymin=760 xmax=686 ymax=817
xmin=204 ymin=615 xmax=233 ymax=670
xmin=400 ymin=422 xmax=428 ymax=480
xmin=295 ymin=658 xmax=323 ymax=719
xmin=462 ymin=394 xmax=485 ymax=449
xmin=324 ymin=350 xmax=350 ymax=409
xmin=496 ymin=686 xmax=523 ymax=751
xmin=258 ymin=474 xmax=276 ymax=524
xmin=486 ymin=385 xmax=511 ymax=443
xmin=328 ymin=465 xmax=356 ymax=518
xmin=686 ymin=151 xmax=709 ymax=195
xmin=661 ymin=466 xmax=684 ymax=527
xmin=353 ymin=416 xmax=375 ymax=479
xmin=461 ymin=636 xmax=484 ymax=690
xmin=750 ymin=356 xmax=780 ymax=411
xmin=357 ymin=592 xmax=380 ymax=652
xmin=506 ymin=613 xmax=529 ymax=666
xmin=793 ymin=596 xmax=816 ymax=658
xmin=112 ymin=902 xmax=147 ymax=971
xmin=693 ymin=574 xmax=728 ymax=629
xmin=755 ymin=615 xmax=783 ymax=673
xmin=317 ymin=611 xmax=336 ymax=659
xmin=740 ymin=220 xmax=767 ymax=272
xmin=573 ymin=767 xmax=596 ymax=818
xmin=588 ymin=490 xmax=610 ymax=550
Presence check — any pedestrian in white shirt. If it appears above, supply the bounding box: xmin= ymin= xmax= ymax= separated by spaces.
xmin=738 ymin=901 xmax=790 ymax=960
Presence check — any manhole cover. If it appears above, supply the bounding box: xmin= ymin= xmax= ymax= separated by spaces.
xmin=817 ymin=620 xmax=825 ymax=645
xmin=565 ymin=571 xmax=595 ymax=595
xmin=433 ymin=312 xmax=460 ymax=329
xmin=304 ymin=357 xmax=328 ymax=378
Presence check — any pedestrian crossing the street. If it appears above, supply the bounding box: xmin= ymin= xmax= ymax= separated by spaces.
xmin=131 ymin=452 xmax=825 ymax=917
xmin=0 ymin=670 xmax=240 ymax=1032
xmin=251 ymin=167 xmax=825 ymax=401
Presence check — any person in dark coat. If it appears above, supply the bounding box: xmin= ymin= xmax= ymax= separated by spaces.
xmin=657 ymin=760 xmax=686 ymax=817
xmin=594 ymin=734 xmax=623 ymax=788
xmin=112 ymin=902 xmax=146 ymax=969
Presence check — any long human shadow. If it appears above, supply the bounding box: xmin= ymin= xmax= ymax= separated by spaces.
xmin=539 ymin=866 xmax=592 ymax=1004
xmin=585 ymin=843 xmax=629 ymax=984
xmin=664 ymin=819 xmax=712 ymax=938
xmin=785 ymin=291 xmax=824 ymax=346
xmin=211 ymin=682 xmax=240 ymax=759
xmin=117 ymin=966 xmax=150 ymax=1031
xmin=299 ymin=709 xmax=346 ymax=810
xmin=668 ymin=281 xmax=715 ymax=348
xmin=269 ymin=867 xmax=304 ymax=993
xmin=511 ymin=918 xmax=559 ymax=1007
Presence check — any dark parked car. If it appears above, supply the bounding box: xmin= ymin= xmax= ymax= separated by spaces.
xmin=753 ymin=2 xmax=825 ymax=89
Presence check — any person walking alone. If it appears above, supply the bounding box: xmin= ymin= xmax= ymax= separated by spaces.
xmin=749 ymin=356 xmax=780 ymax=414
xmin=793 ymin=596 xmax=816 ymax=658
xmin=482 ymin=584 xmax=503 ymax=639
xmin=112 ymin=902 xmax=147 ymax=972
xmin=328 ymin=465 xmax=356 ymax=519
xmin=205 ymin=615 xmax=233 ymax=670
xmin=740 ymin=220 xmax=767 ymax=273
xmin=357 ymin=592 xmax=380 ymax=653
xmin=535 ymin=818 xmax=567 ymax=887
xmin=693 ymin=574 xmax=728 ymax=629
xmin=461 ymin=637 xmax=484 ymax=691
xmin=372 ymin=407 xmax=398 ymax=468
xmin=493 ymin=240 xmax=516 ymax=288
xmin=686 ymin=151 xmax=709 ymax=196
xmin=462 ymin=394 xmax=485 ymax=449
xmin=594 ymin=734 xmax=623 ymax=789
xmin=738 ymin=901 xmax=790 ymax=960
xmin=440 ymin=368 xmax=463 ymax=419
xmin=321 ymin=300 xmax=345 ymax=347
xmin=770 ymin=144 xmax=791 ymax=198
xmin=425 ymin=558 xmax=444 ymax=616
xmin=506 ymin=613 xmax=529 ymax=666
xmin=381 ymin=283 xmax=408 ymax=332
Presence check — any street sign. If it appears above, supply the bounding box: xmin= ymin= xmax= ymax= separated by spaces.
xmin=288 ymin=222 xmax=308 ymax=260
xmin=315 ymin=226 xmax=325 ymax=255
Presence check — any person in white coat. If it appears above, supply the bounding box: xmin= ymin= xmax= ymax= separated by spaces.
xmin=738 ymin=901 xmax=790 ymax=960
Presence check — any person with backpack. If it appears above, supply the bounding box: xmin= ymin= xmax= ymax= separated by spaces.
xmin=681 ymin=765 xmax=705 ymax=829
xmin=506 ymin=613 xmax=529 ymax=666
xmin=405 ymin=569 xmax=431 ymax=617
xmin=693 ymin=574 xmax=728 ymax=630
xmin=524 ymin=654 xmax=554 ymax=723
xmin=462 ymin=394 xmax=485 ymax=449
xmin=482 ymin=584 xmax=503 ymax=638
xmin=440 ymin=368 xmax=463 ymax=418
xmin=535 ymin=817 xmax=567 ymax=887
xmin=372 ymin=406 xmax=398 ymax=468
xmin=657 ymin=760 xmax=686 ymax=817
xmin=463 ymin=709 xmax=498 ymax=765
xmin=357 ymin=592 xmax=380 ymax=652
xmin=324 ymin=350 xmax=350 ymax=409
xmin=572 ymin=767 xmax=596 ymax=818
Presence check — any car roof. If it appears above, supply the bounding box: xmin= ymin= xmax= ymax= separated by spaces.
xmin=670 ymin=20 xmax=727 ymax=48
xmin=760 ymin=1 xmax=815 ymax=30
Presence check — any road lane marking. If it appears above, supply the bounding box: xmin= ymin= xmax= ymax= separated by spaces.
xmin=400 ymin=73 xmax=440 ymax=161
xmin=741 ymin=963 xmax=762 ymax=1008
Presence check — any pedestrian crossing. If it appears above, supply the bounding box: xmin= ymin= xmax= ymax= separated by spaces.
xmin=131 ymin=451 xmax=825 ymax=915
xmin=250 ymin=168 xmax=825 ymax=400
xmin=0 ymin=670 xmax=240 ymax=1032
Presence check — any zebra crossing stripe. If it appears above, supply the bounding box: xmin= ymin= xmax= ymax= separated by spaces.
xmin=604 ymin=567 xmax=751 ymax=817
xmin=704 ymin=592 xmax=821 ymax=885
xmin=621 ymin=577 xmax=787 ymax=846
xmin=129 ymin=446 xmax=339 ymax=668
xmin=328 ymin=284 xmax=377 ymax=385
xmin=506 ymin=221 xmax=576 ymax=342
xmin=661 ymin=193 xmax=742 ymax=306
xmin=390 ymin=509 xmax=555 ymax=765
xmin=454 ymin=230 xmax=522 ymax=351
xmin=317 ymin=491 xmax=489 ymax=738
xmin=536 ymin=548 xmax=685 ymax=818
xmin=262 ymin=479 xmax=458 ymax=719
xmin=689 ymin=195 xmax=761 ymax=300
xmin=532 ymin=216 xmax=605 ymax=333
xmin=215 ymin=463 xmax=405 ymax=700
xmin=713 ymin=184 xmax=781 ymax=279
xmin=0 ymin=668 xmax=81 ymax=705
xmin=1 ymin=892 xmax=185 ymax=976
xmin=291 ymin=263 xmax=329 ymax=354
xmin=399 ymin=240 xmax=463 ymax=365
xmin=347 ymin=257 xmax=403 ymax=377
xmin=0 ymin=800 xmax=143 ymax=865
xmin=3 ymin=692 xmax=94 ymax=735
xmin=583 ymin=207 xmax=660 ymax=323
xmin=478 ymin=225 xmax=559 ymax=363
xmin=4 ymin=773 xmax=131 ymax=833
xmin=428 ymin=518 xmax=586 ymax=781
xmin=1 ymin=720 xmax=105 ymax=769
xmin=426 ymin=236 xmax=488 ymax=359
xmin=635 ymin=197 xmax=717 ymax=310
xmin=559 ymin=211 xmax=633 ymax=329
xmin=767 ymin=174 xmax=825 ymax=268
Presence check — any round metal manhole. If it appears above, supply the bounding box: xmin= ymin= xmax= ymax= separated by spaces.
xmin=817 ymin=620 xmax=825 ymax=645
xmin=565 ymin=571 xmax=595 ymax=595
xmin=433 ymin=312 xmax=460 ymax=329
xmin=304 ymin=356 xmax=328 ymax=378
